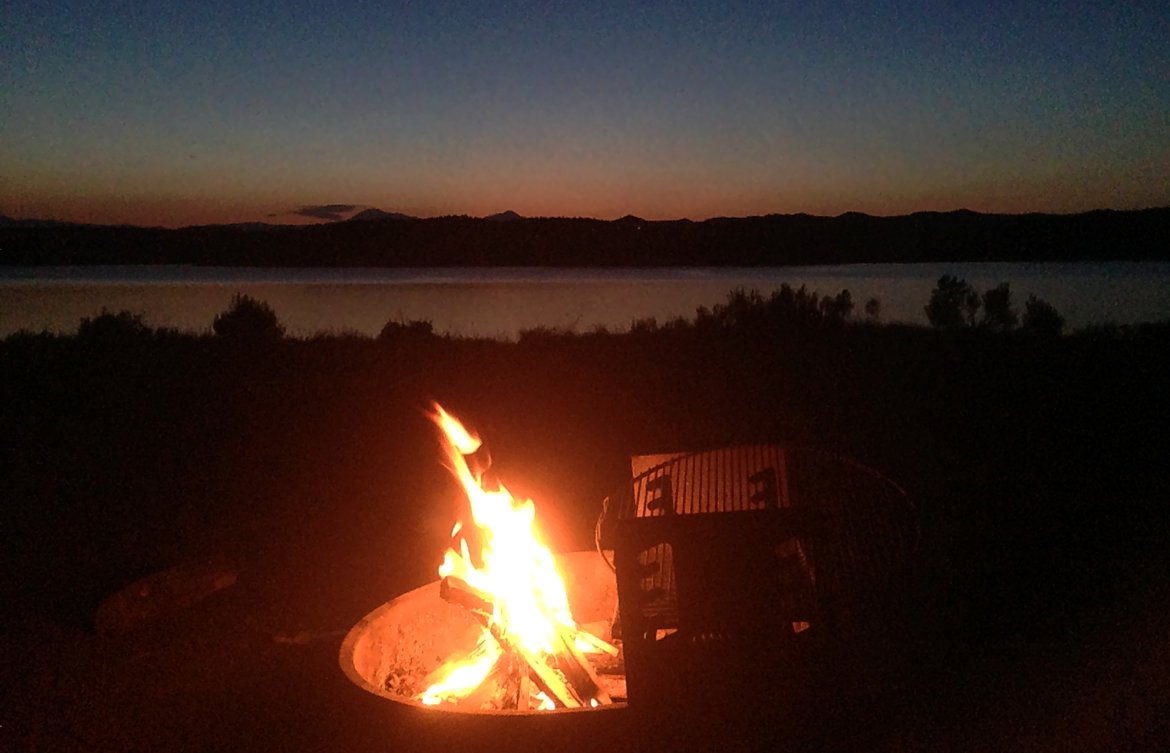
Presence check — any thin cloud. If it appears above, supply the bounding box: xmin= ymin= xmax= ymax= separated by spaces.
xmin=293 ymin=204 xmax=360 ymax=221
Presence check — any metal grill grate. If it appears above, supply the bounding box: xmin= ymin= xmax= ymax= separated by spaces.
xmin=607 ymin=445 xmax=916 ymax=706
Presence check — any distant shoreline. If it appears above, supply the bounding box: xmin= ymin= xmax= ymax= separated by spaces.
xmin=2 ymin=208 xmax=1168 ymax=268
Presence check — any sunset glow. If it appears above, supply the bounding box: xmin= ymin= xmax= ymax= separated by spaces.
xmin=3 ymin=2 xmax=1167 ymax=227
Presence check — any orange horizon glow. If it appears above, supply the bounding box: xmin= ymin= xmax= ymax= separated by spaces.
xmin=5 ymin=187 xmax=1167 ymax=229
xmin=5 ymin=144 xmax=1167 ymax=228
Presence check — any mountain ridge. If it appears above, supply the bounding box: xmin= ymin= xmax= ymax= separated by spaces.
xmin=2 ymin=207 xmax=1167 ymax=267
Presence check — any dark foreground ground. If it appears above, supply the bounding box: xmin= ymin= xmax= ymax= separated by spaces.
xmin=2 ymin=320 xmax=1169 ymax=752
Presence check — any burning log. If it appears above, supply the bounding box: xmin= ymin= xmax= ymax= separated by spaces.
xmin=573 ymin=623 xmax=621 ymax=657
xmin=439 ymin=573 xmax=616 ymax=709
xmin=552 ymin=625 xmax=612 ymax=705
xmin=513 ymin=639 xmax=581 ymax=709
xmin=440 ymin=575 xmax=493 ymax=616
xmin=440 ymin=576 xmax=579 ymax=707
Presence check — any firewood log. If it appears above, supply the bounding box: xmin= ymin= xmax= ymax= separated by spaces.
xmin=439 ymin=577 xmax=581 ymax=708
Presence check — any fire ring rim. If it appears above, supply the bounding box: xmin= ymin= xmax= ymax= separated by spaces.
xmin=339 ymin=550 xmax=628 ymax=716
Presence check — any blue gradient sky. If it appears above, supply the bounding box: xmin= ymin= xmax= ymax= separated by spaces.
xmin=3 ymin=1 xmax=1168 ymax=226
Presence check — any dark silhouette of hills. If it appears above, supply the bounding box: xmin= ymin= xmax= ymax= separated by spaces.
xmin=1 ymin=208 xmax=1167 ymax=267
xmin=346 ymin=208 xmax=416 ymax=222
xmin=0 ymin=214 xmax=76 ymax=229
xmin=181 ymin=221 xmax=294 ymax=232
xmin=613 ymin=214 xmax=649 ymax=229
xmin=484 ymin=210 xmax=523 ymax=222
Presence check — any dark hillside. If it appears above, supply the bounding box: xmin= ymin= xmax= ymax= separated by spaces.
xmin=2 ymin=208 xmax=1167 ymax=266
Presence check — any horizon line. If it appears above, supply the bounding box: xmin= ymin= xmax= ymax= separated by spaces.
xmin=4 ymin=204 xmax=1169 ymax=231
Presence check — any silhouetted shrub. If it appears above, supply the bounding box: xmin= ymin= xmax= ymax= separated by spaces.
xmin=980 ymin=282 xmax=1018 ymax=332
xmin=767 ymin=284 xmax=822 ymax=325
xmin=1 ymin=329 xmax=59 ymax=345
xmin=694 ymin=304 xmax=717 ymax=331
xmin=864 ymin=297 xmax=882 ymax=322
xmin=377 ymin=318 xmax=434 ymax=343
xmin=819 ymin=289 xmax=854 ymax=323
xmin=78 ymin=309 xmax=151 ymax=341
xmin=925 ymin=275 xmax=981 ymax=329
xmin=629 ymin=316 xmax=659 ymax=334
xmin=517 ymin=324 xmax=576 ymax=344
xmin=703 ymin=284 xmax=857 ymax=332
xmin=1021 ymin=294 xmax=1064 ymax=337
xmin=212 ymin=294 xmax=284 ymax=343
xmin=715 ymin=287 xmax=769 ymax=329
xmin=309 ymin=328 xmax=371 ymax=343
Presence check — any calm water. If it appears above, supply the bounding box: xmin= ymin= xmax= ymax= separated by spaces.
xmin=2 ymin=263 xmax=1169 ymax=339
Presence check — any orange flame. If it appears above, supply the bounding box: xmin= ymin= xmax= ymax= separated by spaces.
xmin=419 ymin=635 xmax=502 ymax=706
xmin=420 ymin=403 xmax=599 ymax=708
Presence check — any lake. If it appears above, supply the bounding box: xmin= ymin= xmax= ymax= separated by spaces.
xmin=2 ymin=262 xmax=1169 ymax=339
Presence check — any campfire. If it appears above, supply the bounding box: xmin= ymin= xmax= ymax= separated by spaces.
xmin=339 ymin=404 xmax=624 ymax=713
xmin=340 ymin=408 xmax=917 ymax=717
xmin=414 ymin=404 xmax=620 ymax=710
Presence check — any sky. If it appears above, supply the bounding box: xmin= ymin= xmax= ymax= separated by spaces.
xmin=2 ymin=1 xmax=1168 ymax=227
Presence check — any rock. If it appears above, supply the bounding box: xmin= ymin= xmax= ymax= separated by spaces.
xmin=94 ymin=557 xmax=237 ymax=635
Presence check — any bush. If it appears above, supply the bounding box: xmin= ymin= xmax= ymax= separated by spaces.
xmin=212 ymin=294 xmax=285 ymax=343
xmin=701 ymin=285 xmax=856 ymax=332
xmin=78 ymin=309 xmax=151 ymax=341
xmin=925 ymin=275 xmax=981 ymax=329
xmin=980 ymin=283 xmax=1018 ymax=332
xmin=1021 ymin=294 xmax=1064 ymax=337
xmin=629 ymin=317 xmax=658 ymax=334
xmin=517 ymin=325 xmax=575 ymax=344
xmin=818 ymin=289 xmax=854 ymax=324
xmin=377 ymin=318 xmax=434 ymax=342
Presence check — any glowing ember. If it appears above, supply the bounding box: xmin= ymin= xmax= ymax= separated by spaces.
xmin=420 ymin=403 xmax=615 ymax=709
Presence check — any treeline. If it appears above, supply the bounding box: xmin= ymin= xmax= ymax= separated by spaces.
xmin=5 ymin=275 xmax=1155 ymax=350
xmin=5 ymin=276 xmax=1091 ymax=348
xmin=924 ymin=276 xmax=1064 ymax=336
xmin=2 ymin=208 xmax=1169 ymax=266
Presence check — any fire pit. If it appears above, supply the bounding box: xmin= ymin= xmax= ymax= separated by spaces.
xmin=340 ymin=549 xmax=625 ymax=715
xmin=342 ymin=405 xmax=627 ymax=715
